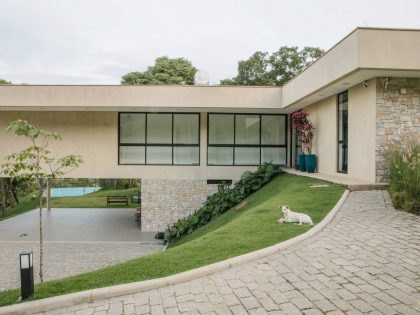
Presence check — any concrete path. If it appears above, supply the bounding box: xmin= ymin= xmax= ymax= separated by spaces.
xmin=0 ymin=208 xmax=163 ymax=291
xmin=45 ymin=191 xmax=420 ymax=315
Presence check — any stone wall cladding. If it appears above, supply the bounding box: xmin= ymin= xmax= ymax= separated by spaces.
xmin=141 ymin=179 xmax=219 ymax=232
xmin=376 ymin=77 xmax=420 ymax=182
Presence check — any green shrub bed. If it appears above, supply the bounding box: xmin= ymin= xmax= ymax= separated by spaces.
xmin=167 ymin=163 xmax=280 ymax=240
xmin=386 ymin=134 xmax=420 ymax=214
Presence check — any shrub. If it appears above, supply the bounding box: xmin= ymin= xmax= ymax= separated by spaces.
xmin=291 ymin=109 xmax=315 ymax=154
xmin=385 ymin=134 xmax=420 ymax=214
xmin=166 ymin=163 xmax=280 ymax=242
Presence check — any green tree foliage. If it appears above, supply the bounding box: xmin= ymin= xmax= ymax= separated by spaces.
xmin=1 ymin=120 xmax=83 ymax=282
xmin=0 ymin=79 xmax=12 ymax=85
xmin=121 ymin=56 xmax=197 ymax=85
xmin=0 ymin=178 xmax=18 ymax=217
xmin=221 ymin=46 xmax=324 ymax=86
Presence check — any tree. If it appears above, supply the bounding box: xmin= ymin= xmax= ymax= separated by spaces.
xmin=221 ymin=46 xmax=324 ymax=86
xmin=0 ymin=79 xmax=12 ymax=85
xmin=121 ymin=56 xmax=197 ymax=85
xmin=0 ymin=178 xmax=6 ymax=217
xmin=1 ymin=120 xmax=83 ymax=282
xmin=0 ymin=178 xmax=18 ymax=217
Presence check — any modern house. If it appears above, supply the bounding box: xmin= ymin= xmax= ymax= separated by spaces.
xmin=1 ymin=27 xmax=419 ymax=231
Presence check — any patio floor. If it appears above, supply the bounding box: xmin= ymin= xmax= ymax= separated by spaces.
xmin=0 ymin=208 xmax=164 ymax=291
xmin=281 ymin=167 xmax=389 ymax=191
xmin=0 ymin=208 xmax=158 ymax=242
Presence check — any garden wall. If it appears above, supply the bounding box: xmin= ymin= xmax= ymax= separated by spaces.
xmin=141 ymin=179 xmax=218 ymax=231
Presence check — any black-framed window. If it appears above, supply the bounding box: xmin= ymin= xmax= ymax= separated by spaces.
xmin=337 ymin=92 xmax=348 ymax=173
xmin=291 ymin=127 xmax=302 ymax=167
xmin=119 ymin=113 xmax=200 ymax=165
xmin=207 ymin=113 xmax=287 ymax=166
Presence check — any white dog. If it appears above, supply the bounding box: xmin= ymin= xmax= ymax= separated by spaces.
xmin=277 ymin=205 xmax=313 ymax=225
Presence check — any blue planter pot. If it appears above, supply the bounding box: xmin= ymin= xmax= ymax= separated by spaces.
xmin=298 ymin=154 xmax=306 ymax=172
xmin=305 ymin=154 xmax=317 ymax=173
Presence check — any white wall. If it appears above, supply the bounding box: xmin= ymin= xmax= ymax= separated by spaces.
xmin=306 ymin=78 xmax=377 ymax=182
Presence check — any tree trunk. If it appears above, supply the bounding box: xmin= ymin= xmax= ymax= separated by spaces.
xmin=0 ymin=178 xmax=6 ymax=218
xmin=39 ymin=188 xmax=44 ymax=283
xmin=7 ymin=178 xmax=15 ymax=208
xmin=47 ymin=179 xmax=51 ymax=211
xmin=10 ymin=180 xmax=19 ymax=204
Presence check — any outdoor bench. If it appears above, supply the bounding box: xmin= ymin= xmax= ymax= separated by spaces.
xmin=106 ymin=196 xmax=128 ymax=206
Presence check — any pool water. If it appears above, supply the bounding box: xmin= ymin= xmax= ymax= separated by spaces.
xmin=45 ymin=187 xmax=101 ymax=197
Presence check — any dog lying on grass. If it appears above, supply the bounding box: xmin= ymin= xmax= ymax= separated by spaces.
xmin=277 ymin=205 xmax=313 ymax=225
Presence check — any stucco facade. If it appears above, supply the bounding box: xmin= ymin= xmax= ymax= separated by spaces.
xmin=0 ymin=112 xmax=263 ymax=180
xmin=1 ymin=27 xmax=419 ymax=231
xmin=306 ymin=78 xmax=377 ymax=183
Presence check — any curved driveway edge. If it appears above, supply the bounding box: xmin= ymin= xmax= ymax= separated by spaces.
xmin=0 ymin=190 xmax=349 ymax=315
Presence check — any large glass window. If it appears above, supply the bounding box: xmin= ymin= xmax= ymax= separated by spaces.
xmin=119 ymin=113 xmax=145 ymax=143
xmin=173 ymin=147 xmax=200 ymax=165
xmin=208 ymin=114 xmax=234 ymax=144
xmin=147 ymin=114 xmax=172 ymax=144
xmin=235 ymin=115 xmax=260 ymax=145
xmin=173 ymin=114 xmax=199 ymax=144
xmin=207 ymin=113 xmax=287 ymax=166
xmin=146 ymin=146 xmax=172 ymax=164
xmin=337 ymin=92 xmax=348 ymax=173
xmin=291 ymin=129 xmax=302 ymax=168
xmin=261 ymin=147 xmax=286 ymax=165
xmin=119 ymin=146 xmax=145 ymax=164
xmin=261 ymin=115 xmax=286 ymax=145
xmin=208 ymin=147 xmax=233 ymax=165
xmin=119 ymin=113 xmax=200 ymax=165
xmin=235 ymin=147 xmax=260 ymax=165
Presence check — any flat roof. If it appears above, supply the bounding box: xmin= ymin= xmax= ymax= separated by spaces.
xmin=1 ymin=27 xmax=419 ymax=112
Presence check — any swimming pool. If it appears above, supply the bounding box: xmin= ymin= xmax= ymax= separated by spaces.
xmin=45 ymin=187 xmax=101 ymax=197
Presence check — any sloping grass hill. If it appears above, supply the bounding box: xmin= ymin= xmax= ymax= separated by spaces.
xmin=0 ymin=174 xmax=345 ymax=306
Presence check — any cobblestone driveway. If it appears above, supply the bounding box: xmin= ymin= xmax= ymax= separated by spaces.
xmin=0 ymin=242 xmax=163 ymax=292
xmin=26 ymin=191 xmax=420 ymax=314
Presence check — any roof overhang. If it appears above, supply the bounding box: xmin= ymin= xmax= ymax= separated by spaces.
xmin=281 ymin=27 xmax=420 ymax=112
xmin=0 ymin=85 xmax=283 ymax=113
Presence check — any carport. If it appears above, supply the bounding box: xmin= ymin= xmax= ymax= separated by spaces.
xmin=0 ymin=208 xmax=164 ymax=291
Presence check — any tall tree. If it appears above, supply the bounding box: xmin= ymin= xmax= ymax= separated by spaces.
xmin=1 ymin=120 xmax=83 ymax=282
xmin=221 ymin=46 xmax=324 ymax=86
xmin=0 ymin=178 xmax=6 ymax=217
xmin=6 ymin=178 xmax=16 ymax=208
xmin=0 ymin=79 xmax=12 ymax=85
xmin=121 ymin=56 xmax=197 ymax=85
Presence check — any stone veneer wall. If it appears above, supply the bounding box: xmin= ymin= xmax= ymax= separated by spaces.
xmin=141 ymin=179 xmax=219 ymax=232
xmin=376 ymin=77 xmax=420 ymax=182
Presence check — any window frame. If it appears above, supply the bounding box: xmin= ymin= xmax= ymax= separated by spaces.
xmin=337 ymin=91 xmax=348 ymax=173
xmin=207 ymin=113 xmax=288 ymax=166
xmin=118 ymin=112 xmax=200 ymax=166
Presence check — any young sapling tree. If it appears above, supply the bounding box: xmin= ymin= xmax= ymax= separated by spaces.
xmin=1 ymin=120 xmax=83 ymax=282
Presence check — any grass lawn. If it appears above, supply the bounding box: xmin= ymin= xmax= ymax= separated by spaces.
xmin=0 ymin=188 xmax=140 ymax=221
xmin=0 ymin=193 xmax=40 ymax=222
xmin=0 ymin=174 xmax=345 ymax=306
xmin=50 ymin=187 xmax=140 ymax=208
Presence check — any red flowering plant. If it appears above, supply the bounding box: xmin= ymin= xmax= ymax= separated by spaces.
xmin=291 ymin=109 xmax=315 ymax=154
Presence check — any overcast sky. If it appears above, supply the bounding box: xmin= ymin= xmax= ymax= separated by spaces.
xmin=1 ymin=0 xmax=419 ymax=84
